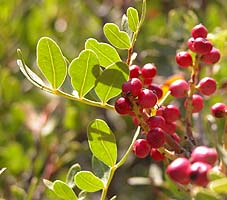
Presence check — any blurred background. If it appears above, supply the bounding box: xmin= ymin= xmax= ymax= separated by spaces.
xmin=1 ymin=0 xmax=227 ymax=199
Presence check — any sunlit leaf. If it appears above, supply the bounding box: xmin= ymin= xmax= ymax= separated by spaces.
xmin=74 ymin=171 xmax=104 ymax=192
xmin=37 ymin=37 xmax=67 ymax=89
xmin=103 ymin=23 xmax=131 ymax=49
xmin=88 ymin=119 xmax=117 ymax=167
xmin=208 ymin=169 xmax=225 ymax=181
xmin=194 ymin=190 xmax=219 ymax=200
xmin=209 ymin=177 xmax=227 ymax=193
xmin=66 ymin=163 xmax=81 ymax=188
xmin=127 ymin=7 xmax=139 ymax=32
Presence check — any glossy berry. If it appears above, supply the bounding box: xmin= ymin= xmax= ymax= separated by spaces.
xmin=143 ymin=78 xmax=153 ymax=86
xmin=146 ymin=128 xmax=165 ymax=148
xmin=190 ymin=162 xmax=212 ymax=187
xmin=141 ymin=63 xmax=157 ymax=79
xmin=184 ymin=94 xmax=204 ymax=113
xmin=129 ymin=65 xmax=141 ymax=78
xmin=193 ymin=37 xmax=212 ymax=55
xmin=146 ymin=116 xmax=165 ymax=129
xmin=132 ymin=139 xmax=151 ymax=158
xmin=148 ymin=84 xmax=163 ymax=99
xmin=188 ymin=37 xmax=195 ymax=51
xmin=162 ymin=121 xmax=176 ymax=135
xmin=150 ymin=148 xmax=165 ymax=161
xmin=156 ymin=106 xmax=166 ymax=116
xmin=137 ymin=89 xmax=157 ymax=108
xmin=211 ymin=103 xmax=227 ymax=118
xmin=198 ymin=77 xmax=217 ymax=96
xmin=169 ymin=79 xmax=189 ymax=98
xmin=202 ymin=47 xmax=221 ymax=64
xmin=191 ymin=24 xmax=208 ymax=39
xmin=163 ymin=105 xmax=180 ymax=123
xmin=166 ymin=157 xmax=191 ymax=185
xmin=190 ymin=146 xmax=218 ymax=166
xmin=176 ymin=51 xmax=193 ymax=68
xmin=115 ymin=97 xmax=131 ymax=115
xmin=122 ymin=78 xmax=143 ymax=97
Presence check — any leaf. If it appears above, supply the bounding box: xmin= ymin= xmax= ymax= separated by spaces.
xmin=103 ymin=23 xmax=131 ymax=49
xmin=0 ymin=168 xmax=6 ymax=175
xmin=88 ymin=119 xmax=117 ymax=167
xmin=194 ymin=190 xmax=219 ymax=200
xmin=53 ymin=180 xmax=78 ymax=200
xmin=37 ymin=37 xmax=67 ymax=89
xmin=127 ymin=7 xmax=139 ymax=32
xmin=43 ymin=179 xmax=54 ymax=190
xmin=85 ymin=38 xmax=121 ymax=68
xmin=69 ymin=50 xmax=100 ymax=98
xmin=209 ymin=177 xmax=227 ymax=193
xmin=74 ymin=171 xmax=104 ymax=192
xmin=66 ymin=163 xmax=81 ymax=188
xmin=95 ymin=62 xmax=129 ymax=103
xmin=208 ymin=169 xmax=225 ymax=181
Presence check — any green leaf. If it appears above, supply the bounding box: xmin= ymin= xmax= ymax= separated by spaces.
xmin=53 ymin=180 xmax=78 ymax=200
xmin=208 ymin=169 xmax=225 ymax=181
xmin=194 ymin=190 xmax=219 ymax=200
xmin=209 ymin=177 xmax=227 ymax=193
xmin=37 ymin=37 xmax=67 ymax=89
xmin=74 ymin=171 xmax=104 ymax=192
xmin=69 ymin=49 xmax=100 ymax=98
xmin=95 ymin=62 xmax=129 ymax=103
xmin=66 ymin=163 xmax=81 ymax=188
xmin=103 ymin=23 xmax=131 ymax=49
xmin=85 ymin=38 xmax=121 ymax=68
xmin=88 ymin=119 xmax=117 ymax=167
xmin=127 ymin=7 xmax=139 ymax=32
xmin=43 ymin=179 xmax=54 ymax=190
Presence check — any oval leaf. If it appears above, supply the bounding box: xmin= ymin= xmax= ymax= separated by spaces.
xmin=37 ymin=37 xmax=67 ymax=89
xmin=103 ymin=23 xmax=131 ymax=49
xmin=88 ymin=119 xmax=117 ymax=167
xmin=95 ymin=62 xmax=129 ymax=103
xmin=85 ymin=38 xmax=121 ymax=68
xmin=209 ymin=177 xmax=227 ymax=193
xmin=66 ymin=163 xmax=81 ymax=188
xmin=74 ymin=171 xmax=104 ymax=192
xmin=69 ymin=50 xmax=100 ymax=98
xmin=127 ymin=7 xmax=139 ymax=32
xmin=53 ymin=180 xmax=78 ymax=200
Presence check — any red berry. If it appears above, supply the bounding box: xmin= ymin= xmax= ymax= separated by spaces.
xmin=184 ymin=94 xmax=204 ymax=113
xmin=146 ymin=128 xmax=165 ymax=148
xmin=137 ymin=89 xmax=157 ymax=108
xmin=193 ymin=37 xmax=213 ymax=55
xmin=163 ymin=105 xmax=180 ymax=123
xmin=190 ymin=146 xmax=218 ymax=166
xmin=211 ymin=103 xmax=227 ymax=118
xmin=146 ymin=116 xmax=166 ymax=129
xmin=191 ymin=24 xmax=208 ymax=39
xmin=162 ymin=121 xmax=176 ymax=135
xmin=150 ymin=148 xmax=165 ymax=161
xmin=148 ymin=84 xmax=163 ymax=99
xmin=188 ymin=37 xmax=195 ymax=51
xmin=114 ymin=97 xmax=131 ymax=115
xmin=132 ymin=139 xmax=151 ymax=158
xmin=171 ymin=132 xmax=181 ymax=143
xmin=176 ymin=51 xmax=193 ymax=68
xmin=143 ymin=78 xmax=153 ymax=86
xmin=122 ymin=78 xmax=143 ymax=97
xmin=198 ymin=77 xmax=217 ymax=96
xmin=169 ymin=79 xmax=189 ymax=98
xmin=156 ymin=106 xmax=166 ymax=116
xmin=141 ymin=63 xmax=157 ymax=79
xmin=129 ymin=65 xmax=141 ymax=78
xmin=190 ymin=162 xmax=212 ymax=187
xmin=167 ymin=157 xmax=191 ymax=185
xmin=202 ymin=47 xmax=221 ymax=64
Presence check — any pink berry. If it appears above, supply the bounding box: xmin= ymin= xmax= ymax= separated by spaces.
xmin=129 ymin=65 xmax=141 ymax=78
xmin=193 ymin=37 xmax=213 ymax=55
xmin=191 ymin=24 xmax=208 ymax=39
xmin=132 ymin=139 xmax=151 ymax=158
xmin=148 ymin=84 xmax=163 ymax=99
xmin=150 ymin=148 xmax=165 ymax=161
xmin=169 ymin=79 xmax=189 ymax=98
xmin=211 ymin=103 xmax=227 ymax=118
xmin=184 ymin=94 xmax=204 ymax=113
xmin=146 ymin=128 xmax=165 ymax=148
xmin=146 ymin=116 xmax=166 ymax=129
xmin=166 ymin=157 xmax=191 ymax=185
xmin=190 ymin=146 xmax=218 ymax=166
xmin=198 ymin=77 xmax=217 ymax=96
xmin=137 ymin=89 xmax=157 ymax=108
xmin=122 ymin=78 xmax=143 ymax=97
xmin=162 ymin=121 xmax=176 ymax=135
xmin=114 ymin=97 xmax=131 ymax=115
xmin=176 ymin=51 xmax=193 ymax=68
xmin=141 ymin=63 xmax=157 ymax=79
xmin=163 ymin=105 xmax=180 ymax=123
xmin=188 ymin=37 xmax=195 ymax=51
xmin=190 ymin=162 xmax=212 ymax=187
xmin=202 ymin=47 xmax=221 ymax=64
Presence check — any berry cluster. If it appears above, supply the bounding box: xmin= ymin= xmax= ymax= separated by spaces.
xmin=167 ymin=146 xmax=218 ymax=186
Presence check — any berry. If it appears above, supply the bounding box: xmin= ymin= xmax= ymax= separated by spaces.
xmin=137 ymin=89 xmax=157 ymax=108
xmin=162 ymin=121 xmax=176 ymax=135
xmin=146 ymin=128 xmax=165 ymax=148
xmin=146 ymin=116 xmax=165 ymax=129
xmin=191 ymin=24 xmax=208 ymax=39
xmin=176 ymin=51 xmax=193 ymax=68
xmin=141 ymin=63 xmax=157 ymax=79
xmin=190 ymin=162 xmax=212 ymax=187
xmin=198 ymin=77 xmax=217 ymax=96
xmin=190 ymin=146 xmax=218 ymax=166
xmin=150 ymin=148 xmax=165 ymax=161
xmin=122 ymin=78 xmax=143 ymax=97
xmin=202 ymin=47 xmax=221 ymax=64
xmin=169 ymin=79 xmax=189 ymax=98
xmin=184 ymin=94 xmax=204 ymax=113
xmin=132 ymin=139 xmax=151 ymax=158
xmin=211 ymin=103 xmax=227 ymax=118
xmin=114 ymin=97 xmax=131 ymax=115
xmin=171 ymin=132 xmax=181 ymax=143
xmin=188 ymin=37 xmax=195 ymax=51
xmin=143 ymin=78 xmax=153 ymax=86
xmin=166 ymin=157 xmax=191 ymax=185
xmin=193 ymin=37 xmax=212 ymax=55
xmin=156 ymin=106 xmax=166 ymax=116
xmin=129 ymin=65 xmax=141 ymax=78
xmin=163 ymin=105 xmax=180 ymax=123
xmin=148 ymin=84 xmax=163 ymax=99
